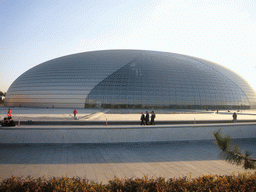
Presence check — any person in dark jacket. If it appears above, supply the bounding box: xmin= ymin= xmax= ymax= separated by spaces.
xmin=145 ymin=111 xmax=149 ymax=125
xmin=150 ymin=111 xmax=156 ymax=125
xmin=1 ymin=118 xmax=8 ymax=127
xmin=140 ymin=112 xmax=145 ymax=125
xmin=233 ymin=112 xmax=237 ymax=123
xmin=7 ymin=117 xmax=15 ymax=126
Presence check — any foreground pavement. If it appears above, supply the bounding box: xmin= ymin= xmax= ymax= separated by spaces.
xmin=1 ymin=107 xmax=255 ymax=183
xmin=0 ymin=139 xmax=255 ymax=184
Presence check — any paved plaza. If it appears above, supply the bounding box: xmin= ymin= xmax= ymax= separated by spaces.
xmin=1 ymin=139 xmax=256 ymax=184
xmin=1 ymin=107 xmax=256 ymax=122
xmin=0 ymin=106 xmax=256 ymax=184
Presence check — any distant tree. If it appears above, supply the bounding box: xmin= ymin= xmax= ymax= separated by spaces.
xmin=213 ymin=129 xmax=255 ymax=170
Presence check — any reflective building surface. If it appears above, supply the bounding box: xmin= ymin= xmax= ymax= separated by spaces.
xmin=5 ymin=50 xmax=256 ymax=109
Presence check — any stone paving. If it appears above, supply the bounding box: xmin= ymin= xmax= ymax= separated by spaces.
xmin=0 ymin=139 xmax=255 ymax=184
xmin=0 ymin=107 xmax=256 ymax=122
xmin=0 ymin=106 xmax=256 ymax=184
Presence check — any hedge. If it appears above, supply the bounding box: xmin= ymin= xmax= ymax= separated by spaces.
xmin=0 ymin=172 xmax=255 ymax=191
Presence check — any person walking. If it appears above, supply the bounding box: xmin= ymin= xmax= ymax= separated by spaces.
xmin=232 ymin=112 xmax=237 ymax=123
xmin=150 ymin=111 xmax=156 ymax=125
xmin=7 ymin=108 xmax=12 ymax=117
xmin=140 ymin=112 xmax=145 ymax=125
xmin=73 ymin=108 xmax=78 ymax=118
xmin=145 ymin=111 xmax=149 ymax=125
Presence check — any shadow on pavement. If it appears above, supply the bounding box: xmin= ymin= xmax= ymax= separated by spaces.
xmin=0 ymin=139 xmax=255 ymax=164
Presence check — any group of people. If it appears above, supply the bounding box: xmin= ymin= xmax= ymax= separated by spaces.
xmin=1 ymin=108 xmax=15 ymax=127
xmin=1 ymin=116 xmax=15 ymax=127
xmin=140 ymin=111 xmax=156 ymax=125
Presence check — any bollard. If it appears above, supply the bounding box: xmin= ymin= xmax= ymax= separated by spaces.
xmin=18 ymin=118 xmax=20 ymax=126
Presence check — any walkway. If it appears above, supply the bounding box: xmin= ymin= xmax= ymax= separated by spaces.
xmin=1 ymin=107 xmax=255 ymax=183
xmin=0 ymin=139 xmax=255 ymax=184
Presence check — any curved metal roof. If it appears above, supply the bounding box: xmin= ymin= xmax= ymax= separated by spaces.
xmin=5 ymin=50 xmax=256 ymax=108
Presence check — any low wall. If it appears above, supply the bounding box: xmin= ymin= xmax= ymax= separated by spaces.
xmin=0 ymin=123 xmax=255 ymax=144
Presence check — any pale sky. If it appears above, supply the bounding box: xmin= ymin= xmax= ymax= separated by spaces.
xmin=1 ymin=0 xmax=256 ymax=93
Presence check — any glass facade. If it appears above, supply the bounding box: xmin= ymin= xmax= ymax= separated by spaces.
xmin=5 ymin=50 xmax=256 ymax=109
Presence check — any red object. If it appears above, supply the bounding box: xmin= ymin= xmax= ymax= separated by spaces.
xmin=7 ymin=108 xmax=12 ymax=117
xmin=73 ymin=109 xmax=77 ymax=115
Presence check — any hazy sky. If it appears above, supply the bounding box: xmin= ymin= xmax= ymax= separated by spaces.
xmin=1 ymin=0 xmax=256 ymax=92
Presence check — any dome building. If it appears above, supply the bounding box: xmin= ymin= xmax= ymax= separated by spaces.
xmin=5 ymin=50 xmax=256 ymax=109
